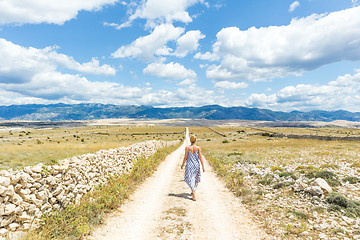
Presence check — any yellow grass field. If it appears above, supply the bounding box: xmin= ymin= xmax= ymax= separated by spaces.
xmin=0 ymin=125 xmax=184 ymax=170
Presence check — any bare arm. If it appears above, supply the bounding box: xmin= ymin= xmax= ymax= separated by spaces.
xmin=181 ymin=146 xmax=189 ymax=169
xmin=198 ymin=147 xmax=205 ymax=172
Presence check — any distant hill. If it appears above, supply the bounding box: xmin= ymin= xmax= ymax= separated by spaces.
xmin=0 ymin=103 xmax=360 ymax=122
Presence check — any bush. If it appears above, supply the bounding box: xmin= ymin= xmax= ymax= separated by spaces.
xmin=343 ymin=176 xmax=360 ymax=184
xmin=326 ymin=192 xmax=360 ymax=218
xmin=257 ymin=174 xmax=273 ymax=185
xmin=222 ymin=140 xmax=229 ymax=144
xmin=227 ymin=152 xmax=243 ymax=157
xmin=306 ymin=170 xmax=341 ymax=187
xmin=278 ymin=171 xmax=298 ymax=180
xmin=271 ymin=166 xmax=284 ymax=172
xmin=273 ymin=181 xmax=295 ymax=189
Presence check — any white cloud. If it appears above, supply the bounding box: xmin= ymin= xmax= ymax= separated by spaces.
xmin=214 ymin=81 xmax=248 ymax=89
xmin=0 ymin=38 xmax=115 ymax=84
xmin=289 ymin=1 xmax=300 ymax=12
xmin=111 ymin=24 xmax=184 ymax=61
xmin=118 ymin=0 xmax=205 ymax=29
xmin=194 ymin=51 xmax=219 ymax=61
xmin=0 ymin=0 xmax=116 ymax=25
xmin=174 ymin=30 xmax=205 ymax=57
xmin=205 ymin=6 xmax=360 ymax=82
xmin=143 ymin=61 xmax=197 ymax=80
xmin=177 ymin=79 xmax=196 ymax=86
xmin=245 ymin=72 xmax=360 ymax=111
xmin=353 ymin=0 xmax=360 ymax=7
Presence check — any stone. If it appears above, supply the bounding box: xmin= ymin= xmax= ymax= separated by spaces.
xmin=53 ymin=185 xmax=64 ymax=196
xmin=0 ymin=186 xmax=7 ymax=195
xmin=23 ymin=166 xmax=32 ymax=175
xmin=17 ymin=212 xmax=31 ymax=221
xmin=36 ymin=190 xmax=49 ymax=202
xmin=46 ymin=176 xmax=57 ymax=186
xmin=292 ymin=180 xmax=307 ymax=192
xmin=0 ymin=228 xmax=8 ymax=236
xmin=0 ymin=215 xmax=15 ymax=227
xmin=318 ymin=233 xmax=327 ymax=239
xmin=32 ymin=199 xmax=43 ymax=208
xmin=19 ymin=188 xmax=31 ymax=196
xmin=311 ymin=178 xmax=332 ymax=193
xmin=354 ymin=235 xmax=360 ymax=240
xmin=41 ymin=203 xmax=52 ymax=212
xmin=4 ymin=186 xmax=15 ymax=197
xmin=10 ymin=193 xmax=22 ymax=205
xmin=31 ymin=163 xmax=43 ymax=173
xmin=305 ymin=186 xmax=323 ymax=196
xmin=8 ymin=223 xmax=19 ymax=231
xmin=49 ymin=197 xmax=57 ymax=205
xmin=3 ymin=203 xmax=16 ymax=215
xmin=0 ymin=177 xmax=10 ymax=187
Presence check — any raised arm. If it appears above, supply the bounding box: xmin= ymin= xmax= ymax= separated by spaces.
xmin=181 ymin=146 xmax=189 ymax=169
xmin=198 ymin=147 xmax=205 ymax=172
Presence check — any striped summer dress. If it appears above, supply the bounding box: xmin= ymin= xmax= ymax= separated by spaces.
xmin=184 ymin=147 xmax=201 ymax=192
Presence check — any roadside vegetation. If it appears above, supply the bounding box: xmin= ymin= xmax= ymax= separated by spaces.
xmin=0 ymin=125 xmax=184 ymax=170
xmin=24 ymin=142 xmax=182 ymax=240
xmin=190 ymin=126 xmax=360 ymax=239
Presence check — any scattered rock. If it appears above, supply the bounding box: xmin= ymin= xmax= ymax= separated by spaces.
xmin=305 ymin=186 xmax=323 ymax=196
xmin=310 ymin=178 xmax=332 ymax=193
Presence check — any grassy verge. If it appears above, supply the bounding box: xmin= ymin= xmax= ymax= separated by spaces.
xmin=0 ymin=125 xmax=184 ymax=170
xmin=24 ymin=142 xmax=181 ymax=240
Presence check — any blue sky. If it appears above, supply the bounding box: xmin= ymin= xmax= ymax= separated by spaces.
xmin=1 ymin=0 xmax=360 ymax=112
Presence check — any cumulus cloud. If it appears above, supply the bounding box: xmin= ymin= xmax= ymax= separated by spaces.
xmin=0 ymin=38 xmax=115 ymax=84
xmin=289 ymin=1 xmax=300 ymax=12
xmin=143 ymin=61 xmax=197 ymax=80
xmin=245 ymin=72 xmax=360 ymax=111
xmin=214 ymin=81 xmax=248 ymax=89
xmin=205 ymin=6 xmax=360 ymax=82
xmin=117 ymin=0 xmax=205 ymax=29
xmin=112 ymin=24 xmax=184 ymax=61
xmin=174 ymin=30 xmax=205 ymax=57
xmin=0 ymin=0 xmax=116 ymax=25
xmin=194 ymin=51 xmax=219 ymax=61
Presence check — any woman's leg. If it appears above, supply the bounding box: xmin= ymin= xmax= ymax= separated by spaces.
xmin=191 ymin=190 xmax=196 ymax=201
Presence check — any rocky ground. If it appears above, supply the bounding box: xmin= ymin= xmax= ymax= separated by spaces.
xmin=233 ymin=158 xmax=360 ymax=239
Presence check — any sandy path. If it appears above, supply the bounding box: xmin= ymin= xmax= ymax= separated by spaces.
xmin=87 ymin=128 xmax=269 ymax=240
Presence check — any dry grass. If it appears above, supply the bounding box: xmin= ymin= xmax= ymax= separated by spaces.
xmin=190 ymin=126 xmax=360 ymax=166
xmin=0 ymin=125 xmax=184 ymax=170
xmin=190 ymin=126 xmax=360 ymax=239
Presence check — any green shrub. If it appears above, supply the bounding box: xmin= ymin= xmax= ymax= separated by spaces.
xmin=227 ymin=152 xmax=243 ymax=157
xmin=222 ymin=140 xmax=229 ymax=144
xmin=287 ymin=210 xmax=308 ymax=219
xmin=278 ymin=171 xmax=298 ymax=180
xmin=306 ymin=170 xmax=340 ymax=187
xmin=271 ymin=166 xmax=283 ymax=172
xmin=273 ymin=181 xmax=295 ymax=189
xmin=326 ymin=192 xmax=360 ymax=218
xmin=257 ymin=174 xmax=273 ymax=185
xmin=343 ymin=176 xmax=360 ymax=184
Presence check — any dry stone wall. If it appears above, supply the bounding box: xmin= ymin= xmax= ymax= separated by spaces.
xmin=0 ymin=140 xmax=178 ymax=236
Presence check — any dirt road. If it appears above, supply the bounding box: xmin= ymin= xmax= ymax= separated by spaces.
xmin=87 ymin=128 xmax=268 ymax=240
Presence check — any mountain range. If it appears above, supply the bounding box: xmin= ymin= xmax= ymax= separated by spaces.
xmin=0 ymin=103 xmax=360 ymax=122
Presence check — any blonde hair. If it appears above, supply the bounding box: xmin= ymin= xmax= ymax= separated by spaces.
xmin=190 ymin=135 xmax=196 ymax=144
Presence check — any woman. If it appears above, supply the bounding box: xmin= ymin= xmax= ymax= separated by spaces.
xmin=181 ymin=135 xmax=205 ymax=201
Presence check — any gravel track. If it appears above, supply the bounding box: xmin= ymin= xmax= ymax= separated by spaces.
xmin=87 ymin=128 xmax=268 ymax=240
